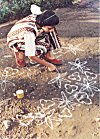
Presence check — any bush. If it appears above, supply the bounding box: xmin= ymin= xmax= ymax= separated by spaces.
xmin=0 ymin=0 xmax=32 ymax=23
xmin=0 ymin=0 xmax=74 ymax=24
xmin=0 ymin=2 xmax=11 ymax=23
xmin=10 ymin=0 xmax=31 ymax=18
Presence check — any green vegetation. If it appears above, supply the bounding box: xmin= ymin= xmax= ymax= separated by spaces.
xmin=0 ymin=0 xmax=74 ymax=23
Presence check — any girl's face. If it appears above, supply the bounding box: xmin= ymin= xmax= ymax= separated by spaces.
xmin=42 ymin=26 xmax=54 ymax=32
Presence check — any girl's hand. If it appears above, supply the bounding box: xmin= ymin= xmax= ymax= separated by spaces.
xmin=47 ymin=63 xmax=57 ymax=72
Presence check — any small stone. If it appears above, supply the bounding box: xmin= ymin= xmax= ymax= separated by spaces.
xmin=72 ymin=125 xmax=77 ymax=130
xmin=3 ymin=119 xmax=12 ymax=130
xmin=95 ymin=117 xmax=100 ymax=122
xmin=30 ymin=133 xmax=37 ymax=138
xmin=44 ymin=131 xmax=49 ymax=137
xmin=13 ymin=93 xmax=16 ymax=97
xmin=64 ymin=131 xmax=68 ymax=137
xmin=91 ymin=120 xmax=96 ymax=124
xmin=86 ymin=108 xmax=91 ymax=111
xmin=0 ymin=110 xmax=2 ymax=114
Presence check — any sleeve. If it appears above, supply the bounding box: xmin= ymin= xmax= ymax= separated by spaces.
xmin=24 ymin=32 xmax=36 ymax=56
xmin=48 ymin=28 xmax=61 ymax=49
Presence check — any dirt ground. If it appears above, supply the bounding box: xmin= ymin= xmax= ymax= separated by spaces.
xmin=0 ymin=0 xmax=100 ymax=139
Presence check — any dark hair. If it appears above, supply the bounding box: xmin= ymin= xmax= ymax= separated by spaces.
xmin=36 ymin=10 xmax=59 ymax=27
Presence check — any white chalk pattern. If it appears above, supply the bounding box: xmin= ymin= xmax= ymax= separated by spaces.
xmin=0 ymin=74 xmax=15 ymax=92
xmin=48 ymin=72 xmax=70 ymax=88
xmin=76 ymin=78 xmax=100 ymax=97
xmin=68 ymin=58 xmax=90 ymax=73
xmin=1 ymin=58 xmax=99 ymax=130
xmin=61 ymin=43 xmax=84 ymax=55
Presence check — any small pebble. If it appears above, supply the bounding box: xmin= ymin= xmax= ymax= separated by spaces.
xmin=95 ymin=117 xmax=100 ymax=122
xmin=3 ymin=119 xmax=12 ymax=130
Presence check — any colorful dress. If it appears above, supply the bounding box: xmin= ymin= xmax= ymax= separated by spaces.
xmin=7 ymin=14 xmax=61 ymax=57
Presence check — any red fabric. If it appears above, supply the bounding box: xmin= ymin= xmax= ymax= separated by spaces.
xmin=45 ymin=57 xmax=63 ymax=65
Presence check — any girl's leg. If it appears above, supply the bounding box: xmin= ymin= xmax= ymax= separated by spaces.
xmin=14 ymin=51 xmax=26 ymax=67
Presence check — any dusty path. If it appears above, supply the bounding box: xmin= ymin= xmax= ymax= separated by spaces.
xmin=0 ymin=1 xmax=100 ymax=139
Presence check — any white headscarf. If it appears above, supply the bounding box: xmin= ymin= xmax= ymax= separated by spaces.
xmin=30 ymin=4 xmax=42 ymax=15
